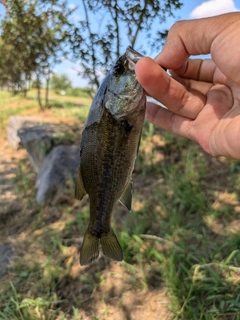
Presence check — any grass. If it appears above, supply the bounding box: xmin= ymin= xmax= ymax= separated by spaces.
xmin=1 ymin=90 xmax=240 ymax=319
xmin=50 ymin=102 xmax=90 ymax=123
xmin=0 ymin=90 xmax=91 ymax=139
xmin=27 ymin=88 xmax=92 ymax=105
xmin=0 ymin=91 xmax=37 ymax=133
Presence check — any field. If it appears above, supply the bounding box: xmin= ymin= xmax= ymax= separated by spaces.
xmin=0 ymin=89 xmax=240 ymax=320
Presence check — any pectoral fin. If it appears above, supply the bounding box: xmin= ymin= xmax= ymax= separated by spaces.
xmin=119 ymin=181 xmax=132 ymax=211
xmin=75 ymin=167 xmax=86 ymax=200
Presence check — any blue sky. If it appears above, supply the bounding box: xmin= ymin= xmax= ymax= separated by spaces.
xmin=57 ymin=0 xmax=240 ymax=87
xmin=1 ymin=0 xmax=240 ymax=87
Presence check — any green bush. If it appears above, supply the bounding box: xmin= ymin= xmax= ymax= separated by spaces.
xmin=65 ymin=87 xmax=95 ymax=98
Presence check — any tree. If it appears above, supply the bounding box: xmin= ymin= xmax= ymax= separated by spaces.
xmin=0 ymin=0 xmax=182 ymax=103
xmin=0 ymin=39 xmax=22 ymax=91
xmin=0 ymin=0 xmax=81 ymax=109
xmin=50 ymin=73 xmax=72 ymax=92
xmin=75 ymin=0 xmax=183 ymax=89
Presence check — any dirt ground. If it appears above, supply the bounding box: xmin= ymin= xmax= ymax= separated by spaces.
xmin=0 ymin=140 xmax=27 ymax=276
xmin=0 ymin=119 xmax=174 ymax=320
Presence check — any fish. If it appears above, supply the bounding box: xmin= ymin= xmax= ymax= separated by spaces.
xmin=75 ymin=46 xmax=146 ymax=265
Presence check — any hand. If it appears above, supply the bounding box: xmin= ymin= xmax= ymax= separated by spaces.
xmin=135 ymin=13 xmax=240 ymax=159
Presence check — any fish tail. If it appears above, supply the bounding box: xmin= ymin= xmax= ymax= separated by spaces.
xmin=100 ymin=229 xmax=123 ymax=262
xmin=80 ymin=228 xmax=123 ymax=265
xmin=80 ymin=229 xmax=100 ymax=266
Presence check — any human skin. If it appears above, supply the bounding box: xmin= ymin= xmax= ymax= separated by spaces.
xmin=135 ymin=12 xmax=240 ymax=159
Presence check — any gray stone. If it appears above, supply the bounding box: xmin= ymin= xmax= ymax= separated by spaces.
xmin=7 ymin=116 xmax=41 ymax=149
xmin=18 ymin=122 xmax=80 ymax=172
xmin=0 ymin=243 xmax=13 ymax=279
xmin=36 ymin=145 xmax=79 ymax=205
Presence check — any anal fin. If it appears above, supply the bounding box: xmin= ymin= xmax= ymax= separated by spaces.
xmin=119 ymin=181 xmax=132 ymax=211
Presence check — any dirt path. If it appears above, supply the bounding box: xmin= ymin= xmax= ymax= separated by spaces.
xmin=0 ymin=131 xmax=174 ymax=320
xmin=0 ymin=140 xmax=27 ymax=278
xmin=0 ymin=140 xmax=26 ymax=216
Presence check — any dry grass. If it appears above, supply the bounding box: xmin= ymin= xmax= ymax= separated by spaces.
xmin=0 ymin=90 xmax=240 ymax=319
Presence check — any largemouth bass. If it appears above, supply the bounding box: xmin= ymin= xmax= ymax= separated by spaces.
xmin=75 ymin=46 xmax=146 ymax=265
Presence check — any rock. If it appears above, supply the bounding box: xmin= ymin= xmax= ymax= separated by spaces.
xmin=18 ymin=122 xmax=80 ymax=172
xmin=36 ymin=145 xmax=79 ymax=205
xmin=0 ymin=243 xmax=13 ymax=279
xmin=7 ymin=116 xmax=41 ymax=149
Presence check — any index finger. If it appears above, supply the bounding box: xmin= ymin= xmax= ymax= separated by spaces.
xmin=135 ymin=57 xmax=206 ymax=119
xmin=171 ymin=59 xmax=216 ymax=83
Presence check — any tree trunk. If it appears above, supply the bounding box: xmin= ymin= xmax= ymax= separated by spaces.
xmin=23 ymin=75 xmax=31 ymax=98
xmin=130 ymin=0 xmax=148 ymax=48
xmin=45 ymin=75 xmax=50 ymax=108
xmin=82 ymin=0 xmax=100 ymax=89
xmin=109 ymin=0 xmax=120 ymax=57
xmin=22 ymin=80 xmax=27 ymax=98
xmin=36 ymin=74 xmax=44 ymax=111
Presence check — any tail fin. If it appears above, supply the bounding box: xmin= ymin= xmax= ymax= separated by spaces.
xmin=100 ymin=229 xmax=123 ymax=262
xmin=80 ymin=230 xmax=100 ymax=266
xmin=80 ymin=229 xmax=123 ymax=265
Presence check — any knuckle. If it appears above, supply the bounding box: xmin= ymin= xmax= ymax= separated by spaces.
xmin=169 ymin=20 xmax=187 ymax=35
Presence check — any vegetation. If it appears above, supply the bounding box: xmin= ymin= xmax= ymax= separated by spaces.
xmin=77 ymin=0 xmax=182 ymax=88
xmin=50 ymin=73 xmax=72 ymax=93
xmin=0 ymin=90 xmax=37 ymax=132
xmin=49 ymin=73 xmax=95 ymax=98
xmin=0 ymin=0 xmax=183 ymax=104
xmin=65 ymin=87 xmax=96 ymax=99
xmin=0 ymin=90 xmax=240 ymax=319
xmin=0 ymin=0 xmax=81 ymax=109
xmin=0 ymin=89 xmax=91 ymax=135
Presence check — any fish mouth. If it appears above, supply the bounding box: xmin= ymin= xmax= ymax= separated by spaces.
xmin=112 ymin=46 xmax=143 ymax=76
xmin=125 ymin=46 xmax=144 ymax=71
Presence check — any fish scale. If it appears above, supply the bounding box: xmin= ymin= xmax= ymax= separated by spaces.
xmin=75 ymin=46 xmax=146 ymax=265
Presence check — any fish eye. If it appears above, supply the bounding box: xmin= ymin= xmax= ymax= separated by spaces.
xmin=113 ymin=63 xmax=125 ymax=76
